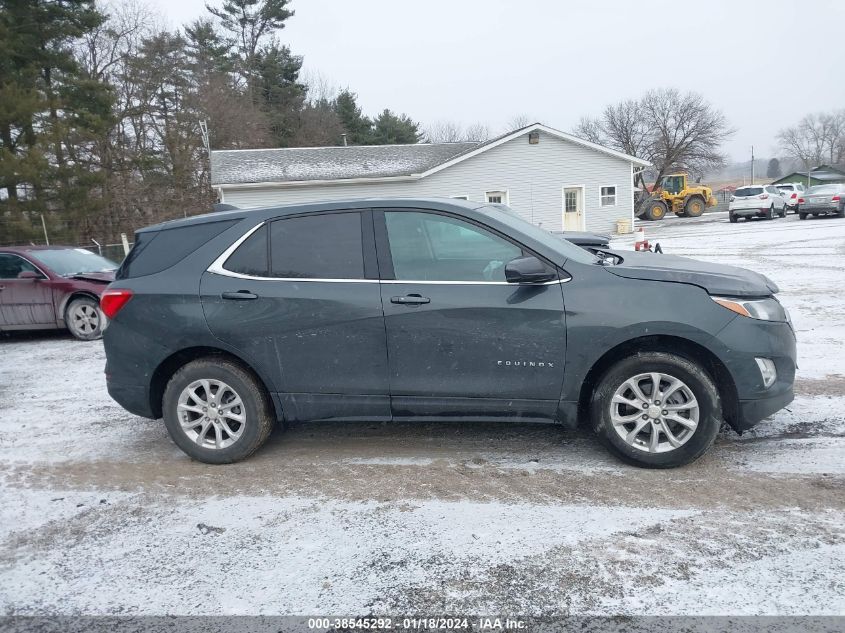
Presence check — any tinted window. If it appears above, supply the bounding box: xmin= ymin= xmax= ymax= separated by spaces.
xmin=0 ymin=254 xmax=42 ymax=279
xmin=224 ymin=225 xmax=268 ymax=276
xmin=735 ymin=187 xmax=763 ymax=197
xmin=269 ymin=212 xmax=364 ymax=279
xmin=385 ymin=212 xmax=523 ymax=282
xmin=118 ymin=219 xmax=238 ymax=279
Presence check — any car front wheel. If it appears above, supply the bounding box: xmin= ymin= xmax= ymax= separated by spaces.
xmin=590 ymin=352 xmax=721 ymax=468
xmin=65 ymin=296 xmax=104 ymax=340
xmin=163 ymin=358 xmax=275 ymax=464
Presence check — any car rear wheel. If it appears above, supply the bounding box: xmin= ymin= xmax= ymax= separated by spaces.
xmin=729 ymin=212 xmax=738 ymax=223
xmin=163 ymin=358 xmax=275 ymax=464
xmin=590 ymin=352 xmax=721 ymax=468
xmin=766 ymin=205 xmax=774 ymax=220
xmin=780 ymin=204 xmax=787 ymax=218
xmin=799 ymin=212 xmax=807 ymax=220
xmin=65 ymin=296 xmax=104 ymax=341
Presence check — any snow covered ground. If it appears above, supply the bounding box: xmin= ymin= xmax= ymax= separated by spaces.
xmin=0 ymin=212 xmax=843 ymax=618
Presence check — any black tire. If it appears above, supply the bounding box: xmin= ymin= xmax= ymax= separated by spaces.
xmin=766 ymin=205 xmax=774 ymax=220
xmin=589 ymin=352 xmax=722 ymax=469
xmin=799 ymin=212 xmax=807 ymax=220
xmin=643 ymin=200 xmax=668 ymax=221
xmin=780 ymin=204 xmax=787 ymax=218
xmin=729 ymin=212 xmax=738 ymax=223
xmin=837 ymin=207 xmax=845 ymax=218
xmin=684 ymin=196 xmax=706 ymax=217
xmin=65 ymin=296 xmax=104 ymax=341
xmin=162 ymin=357 xmax=275 ymax=464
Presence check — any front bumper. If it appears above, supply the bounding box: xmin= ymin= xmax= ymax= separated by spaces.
xmin=714 ymin=316 xmax=797 ymax=432
xmin=736 ymin=386 xmax=794 ymax=432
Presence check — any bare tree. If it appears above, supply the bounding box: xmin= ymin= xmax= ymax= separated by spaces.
xmin=576 ymin=88 xmax=733 ymax=194
xmin=505 ymin=114 xmax=531 ymax=131
xmin=424 ymin=120 xmax=491 ymax=143
xmin=778 ymin=110 xmax=845 ymax=168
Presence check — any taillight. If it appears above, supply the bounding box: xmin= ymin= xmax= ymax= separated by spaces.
xmin=798 ymin=197 xmax=805 ymax=204
xmin=100 ymin=289 xmax=133 ymax=319
xmin=833 ymin=195 xmax=841 ymax=202
xmin=758 ymin=194 xmax=769 ymax=200
xmin=790 ymin=193 xmax=797 ymax=199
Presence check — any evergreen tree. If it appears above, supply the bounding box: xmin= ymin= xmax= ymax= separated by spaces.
xmin=334 ymin=89 xmax=372 ymax=144
xmin=0 ymin=0 xmax=112 ymax=242
xmin=371 ymin=109 xmax=422 ymax=145
xmin=254 ymin=44 xmax=306 ymax=146
xmin=767 ymin=157 xmax=782 ymax=179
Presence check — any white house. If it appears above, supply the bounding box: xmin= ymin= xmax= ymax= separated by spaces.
xmin=211 ymin=123 xmax=649 ymax=234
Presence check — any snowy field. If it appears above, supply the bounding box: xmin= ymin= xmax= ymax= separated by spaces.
xmin=0 ymin=212 xmax=844 ymax=618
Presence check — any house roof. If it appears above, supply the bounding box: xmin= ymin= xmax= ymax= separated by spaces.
xmin=211 ymin=123 xmax=651 ymax=188
xmin=773 ymin=165 xmax=845 ymax=184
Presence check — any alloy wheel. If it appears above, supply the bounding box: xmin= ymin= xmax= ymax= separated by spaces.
xmin=609 ymin=372 xmax=699 ymax=453
xmin=177 ymin=379 xmax=246 ymax=449
xmin=69 ymin=303 xmax=100 ymax=337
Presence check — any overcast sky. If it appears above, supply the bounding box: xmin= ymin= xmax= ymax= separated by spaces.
xmin=146 ymin=0 xmax=845 ymax=161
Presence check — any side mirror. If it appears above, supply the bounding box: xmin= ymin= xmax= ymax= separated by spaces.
xmin=504 ymin=256 xmax=557 ymax=284
xmin=18 ymin=270 xmax=41 ymax=280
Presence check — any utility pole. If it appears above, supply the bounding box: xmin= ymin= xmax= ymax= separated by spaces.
xmin=750 ymin=146 xmax=755 ymax=185
xmin=40 ymin=214 xmax=49 ymax=245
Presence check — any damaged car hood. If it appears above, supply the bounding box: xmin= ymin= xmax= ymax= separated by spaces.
xmin=604 ymin=250 xmax=779 ymax=297
xmin=69 ymin=271 xmax=116 ymax=284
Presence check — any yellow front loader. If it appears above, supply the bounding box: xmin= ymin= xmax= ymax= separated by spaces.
xmin=638 ymin=173 xmax=718 ymax=221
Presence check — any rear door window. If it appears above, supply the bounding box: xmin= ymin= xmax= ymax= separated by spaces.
xmin=269 ymin=212 xmax=364 ymax=279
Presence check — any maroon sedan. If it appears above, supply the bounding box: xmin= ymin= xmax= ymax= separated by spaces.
xmin=0 ymin=246 xmax=118 ymax=340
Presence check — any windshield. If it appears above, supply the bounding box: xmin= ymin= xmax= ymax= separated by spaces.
xmin=734 ymin=187 xmax=763 ymax=197
xmin=480 ymin=204 xmax=599 ymax=264
xmin=807 ymin=184 xmax=840 ymax=194
xmin=29 ymin=248 xmax=118 ymax=276
xmin=775 ymin=185 xmax=794 ymax=192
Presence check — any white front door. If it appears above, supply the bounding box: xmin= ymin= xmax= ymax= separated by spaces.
xmin=563 ymin=186 xmax=585 ymax=231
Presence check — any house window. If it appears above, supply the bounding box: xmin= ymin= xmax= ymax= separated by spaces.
xmin=486 ymin=190 xmax=508 ymax=204
xmin=600 ymin=186 xmax=617 ymax=207
xmin=565 ymin=190 xmax=578 ymax=214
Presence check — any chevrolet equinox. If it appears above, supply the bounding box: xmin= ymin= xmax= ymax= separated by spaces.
xmin=102 ymin=198 xmax=796 ymax=468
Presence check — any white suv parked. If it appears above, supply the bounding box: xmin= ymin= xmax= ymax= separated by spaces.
xmin=729 ymin=185 xmax=787 ymax=223
xmin=775 ymin=182 xmax=806 ymax=212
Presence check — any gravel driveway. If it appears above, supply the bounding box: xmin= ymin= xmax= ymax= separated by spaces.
xmin=1 ymin=213 xmax=843 ymax=618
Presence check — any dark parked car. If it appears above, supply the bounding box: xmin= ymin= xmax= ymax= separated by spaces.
xmin=0 ymin=246 xmax=118 ymax=340
xmin=797 ymin=184 xmax=845 ymax=220
xmin=102 ymin=198 xmax=796 ymax=468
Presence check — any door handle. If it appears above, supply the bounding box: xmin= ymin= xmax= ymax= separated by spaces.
xmin=391 ymin=294 xmax=430 ymax=305
xmin=221 ymin=290 xmax=258 ymax=300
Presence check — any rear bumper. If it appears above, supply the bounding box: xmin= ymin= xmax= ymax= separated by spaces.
xmin=730 ymin=207 xmax=770 ymax=216
xmin=106 ymin=379 xmax=154 ymax=418
xmin=800 ymin=205 xmax=842 ymax=214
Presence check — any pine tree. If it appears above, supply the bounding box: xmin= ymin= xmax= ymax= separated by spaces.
xmin=371 ymin=109 xmax=422 ymax=145
xmin=0 ymin=0 xmax=112 ymax=242
xmin=334 ymin=90 xmax=372 ymax=145
xmin=767 ymin=158 xmax=782 ymax=179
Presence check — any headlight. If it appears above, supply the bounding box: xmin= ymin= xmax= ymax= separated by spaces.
xmin=711 ymin=296 xmax=788 ymax=321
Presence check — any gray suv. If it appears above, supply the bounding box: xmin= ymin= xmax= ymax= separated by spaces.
xmin=101 ymin=198 xmax=796 ymax=468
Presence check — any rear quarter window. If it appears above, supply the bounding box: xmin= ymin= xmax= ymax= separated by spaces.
xmin=117 ymin=219 xmax=238 ymax=279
